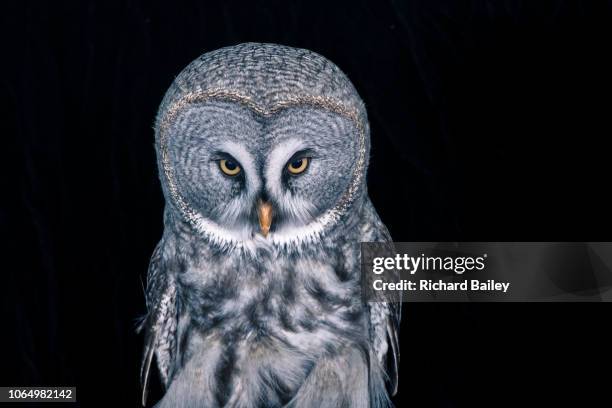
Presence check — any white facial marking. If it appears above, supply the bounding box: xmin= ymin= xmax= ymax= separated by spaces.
xmin=220 ymin=141 xmax=260 ymax=193
xmin=265 ymin=138 xmax=306 ymax=199
xmin=265 ymin=139 xmax=317 ymax=224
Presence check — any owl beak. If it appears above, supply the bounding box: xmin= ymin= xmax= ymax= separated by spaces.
xmin=257 ymin=200 xmax=273 ymax=237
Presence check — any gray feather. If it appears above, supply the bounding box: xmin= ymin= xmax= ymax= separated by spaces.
xmin=360 ymin=199 xmax=401 ymax=396
xmin=139 ymin=240 xmax=178 ymax=406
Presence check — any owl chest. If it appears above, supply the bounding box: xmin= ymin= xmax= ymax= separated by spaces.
xmin=183 ymin=251 xmax=364 ymax=346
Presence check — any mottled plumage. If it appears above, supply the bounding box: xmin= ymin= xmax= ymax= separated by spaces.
xmin=140 ymin=43 xmax=400 ymax=408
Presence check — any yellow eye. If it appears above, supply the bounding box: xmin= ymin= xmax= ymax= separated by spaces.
xmin=287 ymin=157 xmax=309 ymax=174
xmin=219 ymin=159 xmax=241 ymax=176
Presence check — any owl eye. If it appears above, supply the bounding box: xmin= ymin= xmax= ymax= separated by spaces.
xmin=219 ymin=159 xmax=241 ymax=176
xmin=287 ymin=157 xmax=309 ymax=175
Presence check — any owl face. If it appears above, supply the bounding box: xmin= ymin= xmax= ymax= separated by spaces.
xmin=164 ymin=99 xmax=362 ymax=245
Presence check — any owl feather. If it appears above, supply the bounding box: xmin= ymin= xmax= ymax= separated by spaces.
xmin=360 ymin=200 xmax=401 ymax=396
xmin=139 ymin=240 xmax=178 ymax=405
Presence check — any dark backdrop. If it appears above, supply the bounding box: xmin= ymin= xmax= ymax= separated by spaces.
xmin=2 ymin=0 xmax=611 ymax=406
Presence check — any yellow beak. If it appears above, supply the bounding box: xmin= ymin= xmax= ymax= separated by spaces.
xmin=257 ymin=200 xmax=273 ymax=237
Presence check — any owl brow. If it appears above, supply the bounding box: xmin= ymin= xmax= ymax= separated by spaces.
xmin=209 ymin=151 xmax=241 ymax=163
xmin=286 ymin=149 xmax=315 ymax=163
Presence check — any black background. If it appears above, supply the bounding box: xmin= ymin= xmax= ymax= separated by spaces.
xmin=2 ymin=0 xmax=611 ymax=406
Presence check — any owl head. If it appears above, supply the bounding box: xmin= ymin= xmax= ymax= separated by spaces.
xmin=155 ymin=43 xmax=371 ymax=251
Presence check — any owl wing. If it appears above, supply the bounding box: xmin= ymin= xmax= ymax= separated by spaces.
xmin=360 ymin=200 xmax=401 ymax=396
xmin=139 ymin=240 xmax=177 ymax=406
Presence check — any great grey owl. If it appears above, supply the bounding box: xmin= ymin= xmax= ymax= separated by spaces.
xmin=140 ymin=43 xmax=400 ymax=408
